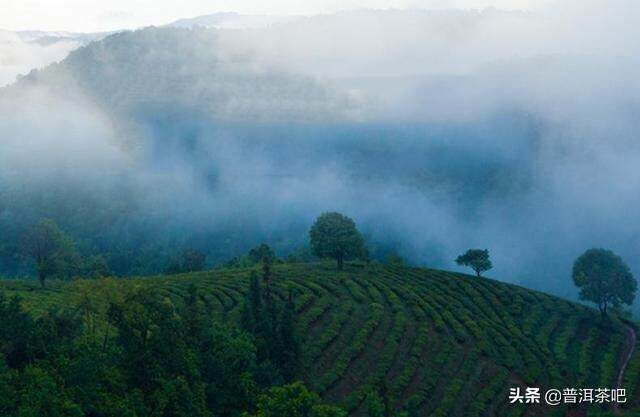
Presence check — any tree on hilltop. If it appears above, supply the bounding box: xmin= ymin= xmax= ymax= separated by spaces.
xmin=572 ymin=248 xmax=637 ymax=316
xmin=455 ymin=249 xmax=492 ymax=278
xmin=309 ymin=212 xmax=366 ymax=270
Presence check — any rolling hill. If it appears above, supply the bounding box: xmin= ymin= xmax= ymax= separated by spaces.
xmin=1 ymin=262 xmax=638 ymax=416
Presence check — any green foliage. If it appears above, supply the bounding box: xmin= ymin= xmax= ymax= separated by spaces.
xmin=249 ymin=244 xmax=277 ymax=264
xmin=1 ymin=262 xmax=638 ymax=417
xmin=166 ymin=249 xmax=207 ymax=274
xmin=241 ymin=273 xmax=263 ymax=334
xmin=455 ymin=249 xmax=492 ymax=277
xmin=315 ymin=302 xmax=384 ymax=391
xmin=225 ymin=244 xmax=279 ymax=270
xmin=0 ymin=283 xmax=275 ymax=417
xmin=21 ymin=219 xmax=82 ymax=286
xmin=285 ymin=246 xmax=316 ymax=264
xmin=16 ymin=365 xmax=84 ymax=417
xmin=622 ymin=348 xmax=640 ymax=410
xmin=0 ymin=292 xmax=34 ymax=368
xmin=246 ymin=382 xmax=346 ymax=417
xmin=82 ymin=255 xmax=111 ymax=279
xmin=309 ymin=213 xmax=366 ymax=270
xmin=572 ymin=248 xmax=637 ymax=315
xmin=278 ymin=289 xmax=301 ymax=381
xmin=108 ymin=289 xmax=261 ymax=416
xmin=241 ymin=272 xmax=301 ymax=383
xmin=385 ymin=253 xmax=405 ymax=266
xmin=365 ymin=391 xmax=386 ymax=417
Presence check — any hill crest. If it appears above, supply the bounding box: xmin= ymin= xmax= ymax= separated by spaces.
xmin=2 ymin=262 xmax=638 ymax=415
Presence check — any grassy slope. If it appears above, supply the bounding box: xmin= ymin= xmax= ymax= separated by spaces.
xmin=1 ymin=262 xmax=638 ymax=416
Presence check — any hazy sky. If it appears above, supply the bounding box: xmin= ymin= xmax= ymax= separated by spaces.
xmin=1 ymin=0 xmax=549 ymax=32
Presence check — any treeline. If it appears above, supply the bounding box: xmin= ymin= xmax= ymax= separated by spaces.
xmin=7 ymin=212 xmax=638 ymax=318
xmin=8 ymin=213 xmax=372 ymax=286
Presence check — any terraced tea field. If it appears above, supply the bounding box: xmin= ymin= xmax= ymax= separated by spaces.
xmin=1 ymin=262 xmax=638 ymax=416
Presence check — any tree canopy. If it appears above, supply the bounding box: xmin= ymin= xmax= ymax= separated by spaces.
xmin=249 ymin=244 xmax=277 ymax=264
xmin=247 ymin=382 xmax=347 ymax=417
xmin=455 ymin=249 xmax=492 ymax=277
xmin=166 ymin=249 xmax=207 ymax=274
xmin=572 ymin=248 xmax=637 ymax=316
xmin=21 ymin=219 xmax=82 ymax=286
xmin=309 ymin=213 xmax=365 ymax=270
xmin=0 ymin=284 xmax=343 ymax=417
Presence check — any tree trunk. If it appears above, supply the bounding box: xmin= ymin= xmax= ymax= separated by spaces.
xmin=102 ymin=322 xmax=110 ymax=353
xmin=475 ymin=270 xmax=481 ymax=278
xmin=38 ymin=271 xmax=45 ymax=288
xmin=598 ymin=301 xmax=607 ymax=317
xmin=337 ymin=254 xmax=344 ymax=270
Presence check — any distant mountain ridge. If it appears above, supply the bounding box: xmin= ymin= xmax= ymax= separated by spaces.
xmin=0 ymin=28 xmax=116 ymax=86
xmin=11 ymin=27 xmax=361 ymax=124
xmin=167 ymin=12 xmax=300 ymax=29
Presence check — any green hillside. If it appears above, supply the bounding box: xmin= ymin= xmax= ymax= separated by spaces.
xmin=1 ymin=262 xmax=638 ymax=416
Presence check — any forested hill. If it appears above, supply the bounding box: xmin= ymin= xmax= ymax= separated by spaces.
xmin=1 ymin=262 xmax=638 ymax=416
xmin=0 ymin=26 xmax=542 ymax=281
xmin=9 ymin=26 xmax=359 ymax=123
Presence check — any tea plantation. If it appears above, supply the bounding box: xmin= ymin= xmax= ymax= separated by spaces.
xmin=1 ymin=262 xmax=638 ymax=416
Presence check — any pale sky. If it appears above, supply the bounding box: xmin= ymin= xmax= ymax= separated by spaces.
xmin=1 ymin=0 xmax=549 ymax=32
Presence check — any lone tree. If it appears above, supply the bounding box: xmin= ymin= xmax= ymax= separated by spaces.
xmin=309 ymin=212 xmax=365 ymax=270
xmin=456 ymin=249 xmax=492 ymax=277
xmin=21 ymin=219 xmax=81 ymax=287
xmin=572 ymin=248 xmax=637 ymax=316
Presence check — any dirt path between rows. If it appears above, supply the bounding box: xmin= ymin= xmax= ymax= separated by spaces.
xmin=613 ymin=324 xmax=636 ymax=414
